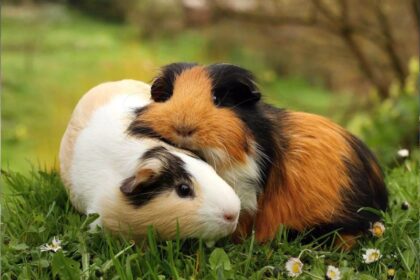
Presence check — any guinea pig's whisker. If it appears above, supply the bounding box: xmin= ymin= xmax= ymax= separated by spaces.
xmin=255 ymin=142 xmax=273 ymax=166
xmin=218 ymin=141 xmax=236 ymax=175
xmin=219 ymin=90 xmax=230 ymax=104
xmin=227 ymin=97 xmax=261 ymax=110
xmin=127 ymin=189 xmax=169 ymax=198
xmin=209 ymin=151 xmax=218 ymax=171
xmin=193 ymin=221 xmax=220 ymax=234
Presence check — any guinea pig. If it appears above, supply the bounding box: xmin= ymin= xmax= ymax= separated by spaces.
xmin=127 ymin=63 xmax=388 ymax=248
xmin=59 ymin=79 xmax=241 ymax=241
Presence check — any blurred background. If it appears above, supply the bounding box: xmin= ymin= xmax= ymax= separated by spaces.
xmin=2 ymin=0 xmax=418 ymax=174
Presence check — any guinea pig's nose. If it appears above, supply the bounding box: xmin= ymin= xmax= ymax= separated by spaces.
xmin=174 ymin=125 xmax=196 ymax=137
xmin=223 ymin=211 xmax=238 ymax=223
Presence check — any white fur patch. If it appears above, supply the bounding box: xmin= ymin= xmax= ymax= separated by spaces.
xmin=65 ymin=90 xmax=240 ymax=240
xmin=176 ymin=152 xmax=241 ymax=239
xmin=69 ymin=93 xmax=155 ymax=213
xmin=203 ymin=146 xmax=264 ymax=213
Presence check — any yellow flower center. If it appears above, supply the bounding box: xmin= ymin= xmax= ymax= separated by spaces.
xmin=371 ymin=252 xmax=379 ymax=259
xmin=329 ymin=271 xmax=336 ymax=277
xmin=373 ymin=226 xmax=383 ymax=236
xmin=292 ymin=263 xmax=300 ymax=273
xmin=387 ymin=268 xmax=395 ymax=276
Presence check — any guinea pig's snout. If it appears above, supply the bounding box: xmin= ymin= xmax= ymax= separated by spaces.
xmin=223 ymin=212 xmax=238 ymax=223
xmin=173 ymin=125 xmax=197 ymax=137
xmin=222 ymin=210 xmax=239 ymax=224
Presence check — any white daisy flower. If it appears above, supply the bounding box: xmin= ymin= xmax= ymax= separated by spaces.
xmin=40 ymin=236 xmax=62 ymax=253
xmin=397 ymin=149 xmax=409 ymax=158
xmin=326 ymin=265 xmax=341 ymax=280
xmin=369 ymin=221 xmax=385 ymax=237
xmin=362 ymin=248 xmax=382 ymax=264
xmin=285 ymin=257 xmax=303 ymax=277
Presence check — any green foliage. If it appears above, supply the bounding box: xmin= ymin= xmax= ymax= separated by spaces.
xmin=2 ymin=158 xmax=419 ymax=279
xmin=209 ymin=248 xmax=233 ymax=278
xmin=2 ymin=4 xmax=415 ymax=173
xmin=1 ymin=4 xmax=138 ymax=172
xmin=346 ymin=58 xmax=418 ymax=165
xmin=67 ymin=0 xmax=132 ymax=22
xmin=51 ymin=251 xmax=81 ymax=280
xmin=3 ymin=3 xmax=415 ymax=171
xmin=1 ymin=5 xmax=341 ymax=173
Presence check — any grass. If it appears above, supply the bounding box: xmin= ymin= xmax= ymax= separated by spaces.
xmin=1 ymin=158 xmax=418 ymax=279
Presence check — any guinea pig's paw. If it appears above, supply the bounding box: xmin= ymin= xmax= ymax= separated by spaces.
xmin=88 ymin=220 xmax=103 ymax=233
xmin=85 ymin=212 xmax=102 ymax=233
xmin=205 ymin=240 xmax=216 ymax=248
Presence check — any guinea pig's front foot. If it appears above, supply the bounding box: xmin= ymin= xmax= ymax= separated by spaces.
xmin=88 ymin=222 xmax=102 ymax=233
xmin=85 ymin=211 xmax=102 ymax=233
xmin=205 ymin=240 xmax=216 ymax=248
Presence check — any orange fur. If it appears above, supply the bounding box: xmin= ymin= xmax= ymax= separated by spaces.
xmin=134 ymin=64 xmax=385 ymax=247
xmin=253 ymin=112 xmax=354 ymax=242
xmin=137 ymin=67 xmax=359 ymax=242
xmin=137 ymin=67 xmax=249 ymax=167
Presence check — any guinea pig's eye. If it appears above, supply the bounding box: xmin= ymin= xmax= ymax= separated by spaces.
xmin=176 ymin=184 xmax=194 ymax=198
xmin=212 ymin=94 xmax=221 ymax=107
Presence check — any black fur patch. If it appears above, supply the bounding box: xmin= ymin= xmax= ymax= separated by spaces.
xmin=207 ymin=64 xmax=261 ymax=107
xmin=233 ymin=103 xmax=279 ymax=190
xmin=151 ymin=62 xmax=197 ymax=102
xmin=207 ymin=64 xmax=286 ymax=190
xmin=121 ymin=146 xmax=193 ymax=207
xmin=259 ymin=104 xmax=289 ymax=187
xmin=314 ymin=134 xmax=388 ymax=236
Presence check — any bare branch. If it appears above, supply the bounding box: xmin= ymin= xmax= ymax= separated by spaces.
xmin=209 ymin=0 xmax=413 ymax=98
xmin=310 ymin=0 xmax=338 ymax=23
xmin=412 ymin=0 xmax=420 ymax=33
xmin=212 ymin=3 xmax=336 ymax=33
xmin=335 ymin=0 xmax=389 ymax=97
xmin=338 ymin=0 xmax=349 ymax=25
xmin=374 ymin=0 xmax=407 ymax=87
xmin=341 ymin=32 xmax=388 ymax=98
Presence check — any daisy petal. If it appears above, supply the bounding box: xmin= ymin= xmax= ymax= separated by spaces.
xmin=362 ymin=248 xmax=382 ymax=264
xmin=326 ymin=265 xmax=341 ymax=280
xmin=285 ymin=257 xmax=303 ymax=277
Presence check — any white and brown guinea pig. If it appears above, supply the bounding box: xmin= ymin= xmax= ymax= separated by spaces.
xmin=59 ymin=80 xmax=241 ymax=241
xmin=128 ymin=63 xmax=388 ymax=248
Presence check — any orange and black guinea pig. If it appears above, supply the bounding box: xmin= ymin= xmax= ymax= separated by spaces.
xmin=128 ymin=62 xmax=388 ymax=248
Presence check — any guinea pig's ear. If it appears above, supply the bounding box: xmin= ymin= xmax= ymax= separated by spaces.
xmin=120 ymin=160 xmax=161 ymax=194
xmin=151 ymin=63 xmax=198 ymax=102
xmin=207 ymin=64 xmax=261 ymax=107
xmin=150 ymin=75 xmax=171 ymax=103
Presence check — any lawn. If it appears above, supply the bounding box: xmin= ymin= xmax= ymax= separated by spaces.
xmin=2 ymin=159 xmax=418 ymax=279
xmin=1 ymin=4 xmax=418 ymax=280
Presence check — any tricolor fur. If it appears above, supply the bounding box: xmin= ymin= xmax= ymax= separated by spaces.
xmin=59 ymin=80 xmax=241 ymax=241
xmin=128 ymin=63 xmax=388 ymax=246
